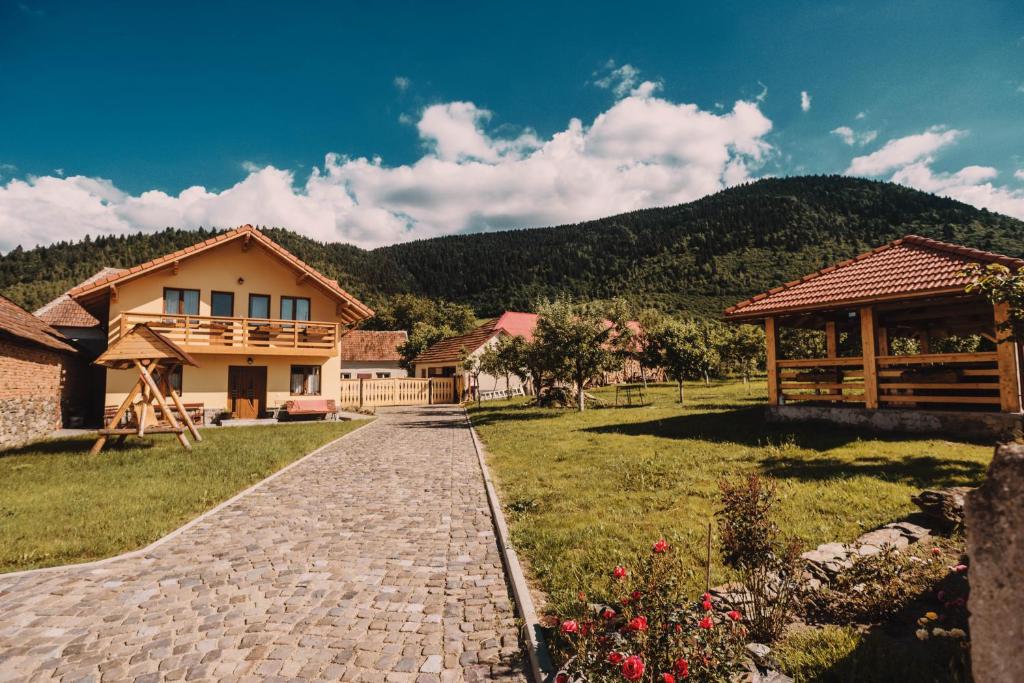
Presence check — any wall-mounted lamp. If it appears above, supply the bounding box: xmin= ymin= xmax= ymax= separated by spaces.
xmin=246 ymin=357 xmax=254 ymax=366
xmin=237 ymin=277 xmax=245 ymax=285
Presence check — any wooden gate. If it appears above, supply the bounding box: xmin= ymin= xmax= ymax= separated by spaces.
xmin=339 ymin=377 xmax=457 ymax=409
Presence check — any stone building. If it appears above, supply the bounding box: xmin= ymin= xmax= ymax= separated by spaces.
xmin=0 ymin=294 xmax=78 ymax=449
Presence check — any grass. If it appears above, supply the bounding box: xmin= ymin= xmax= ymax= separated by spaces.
xmin=0 ymin=420 xmax=369 ymax=573
xmin=468 ymin=379 xmax=991 ymax=680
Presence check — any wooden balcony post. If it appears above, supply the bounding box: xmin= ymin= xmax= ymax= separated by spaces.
xmin=825 ymin=321 xmax=840 ymax=396
xmin=860 ymin=306 xmax=879 ymax=409
xmin=765 ymin=317 xmax=779 ymax=405
xmin=994 ymin=302 xmax=1022 ymax=413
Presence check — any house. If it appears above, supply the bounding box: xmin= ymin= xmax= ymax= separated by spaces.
xmin=723 ymin=234 xmax=1023 ymax=439
xmin=65 ymin=225 xmax=373 ymax=423
xmin=339 ymin=330 xmax=408 ymax=378
xmin=0 ymin=294 xmax=78 ymax=448
xmin=413 ymin=312 xmax=536 ymax=395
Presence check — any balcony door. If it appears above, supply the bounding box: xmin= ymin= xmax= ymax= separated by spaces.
xmin=228 ymin=366 xmax=267 ymax=419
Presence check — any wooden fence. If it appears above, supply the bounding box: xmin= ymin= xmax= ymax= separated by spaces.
xmin=339 ymin=377 xmax=458 ymax=409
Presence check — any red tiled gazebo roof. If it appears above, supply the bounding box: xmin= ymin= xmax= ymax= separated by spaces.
xmin=724 ymin=235 xmax=1024 ymax=320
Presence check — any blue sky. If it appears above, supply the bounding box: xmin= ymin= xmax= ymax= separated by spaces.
xmin=1 ymin=0 xmax=1023 ymax=251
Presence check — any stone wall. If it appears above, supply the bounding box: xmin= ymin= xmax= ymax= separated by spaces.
xmin=966 ymin=443 xmax=1024 ymax=683
xmin=767 ymin=404 xmax=1024 ymax=441
xmin=0 ymin=338 xmax=64 ymax=449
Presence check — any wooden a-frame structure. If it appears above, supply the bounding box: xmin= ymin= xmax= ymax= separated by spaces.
xmin=90 ymin=324 xmax=202 ymax=454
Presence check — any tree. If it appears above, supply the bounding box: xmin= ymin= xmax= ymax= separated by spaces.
xmin=460 ymin=348 xmax=483 ymax=405
xmin=965 ymin=262 xmax=1024 ymax=339
xmin=531 ymin=300 xmax=629 ymax=411
xmin=642 ymin=316 xmax=720 ymax=404
xmin=398 ymin=322 xmax=454 ymax=371
xmin=363 ymin=293 xmax=476 ymax=334
xmin=719 ymin=324 xmax=765 ymax=392
xmin=478 ymin=342 xmax=504 ymax=392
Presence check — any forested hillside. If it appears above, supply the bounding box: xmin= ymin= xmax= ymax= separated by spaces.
xmin=3 ymin=176 xmax=1022 ymax=316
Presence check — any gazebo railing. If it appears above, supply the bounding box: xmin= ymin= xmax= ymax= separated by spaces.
xmin=777 ymin=357 xmax=865 ymax=404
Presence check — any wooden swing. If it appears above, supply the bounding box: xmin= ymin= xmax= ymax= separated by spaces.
xmin=90 ymin=324 xmax=202 ymax=455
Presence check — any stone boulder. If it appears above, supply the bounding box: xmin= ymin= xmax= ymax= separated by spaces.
xmin=966 ymin=443 xmax=1024 ymax=683
xmin=912 ymin=487 xmax=972 ymax=530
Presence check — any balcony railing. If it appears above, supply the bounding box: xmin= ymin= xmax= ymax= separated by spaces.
xmin=116 ymin=312 xmax=340 ymax=356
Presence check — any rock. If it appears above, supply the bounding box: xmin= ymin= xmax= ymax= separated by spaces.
xmin=745 ymin=643 xmax=772 ymax=667
xmin=912 ymin=487 xmax=971 ymax=529
xmin=966 ymin=443 xmax=1024 ymax=683
xmin=885 ymin=521 xmax=931 ymax=542
xmin=856 ymin=528 xmax=908 ymax=549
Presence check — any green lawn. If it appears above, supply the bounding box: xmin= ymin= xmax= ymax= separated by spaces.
xmin=0 ymin=420 xmax=368 ymax=573
xmin=468 ymin=380 xmax=991 ymax=680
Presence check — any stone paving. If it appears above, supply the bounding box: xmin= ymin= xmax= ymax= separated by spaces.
xmin=0 ymin=406 xmax=526 ymax=683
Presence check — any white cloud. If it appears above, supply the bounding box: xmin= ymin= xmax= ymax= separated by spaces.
xmin=594 ymin=61 xmax=643 ymax=99
xmin=0 ymin=90 xmax=774 ymax=252
xmin=393 ymin=76 xmax=410 ymax=92
xmin=800 ymin=91 xmax=811 ymax=112
xmin=855 ymin=111 xmax=866 ymax=120
xmin=755 ymin=82 xmax=768 ymax=103
xmin=892 ymin=163 xmax=1024 ymax=218
xmin=1015 ymin=169 xmax=1024 ymax=181
xmin=831 ymin=126 xmax=878 ymax=146
xmin=846 ymin=126 xmax=964 ymax=176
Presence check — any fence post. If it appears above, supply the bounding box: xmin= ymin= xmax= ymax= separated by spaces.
xmin=428 ymin=378 xmax=434 ymax=405
xmin=359 ymin=378 xmax=364 ymax=409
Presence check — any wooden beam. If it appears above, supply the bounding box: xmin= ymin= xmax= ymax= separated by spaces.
xmin=296 ymin=271 xmax=309 ymax=285
xmin=859 ymin=306 xmax=879 ymax=409
xmin=765 ymin=317 xmax=779 ymax=405
xmin=171 ymin=260 xmax=180 ymax=275
xmin=994 ymin=302 xmax=1022 ymax=413
xmin=876 ymin=326 xmax=889 ymax=356
xmin=109 ymin=283 xmax=118 ymax=303
xmin=242 ymin=233 xmax=253 ymax=251
xmin=89 ymin=378 xmax=143 ymax=455
xmin=825 ymin=321 xmax=838 ymax=358
xmin=136 ymin=360 xmax=191 ymax=450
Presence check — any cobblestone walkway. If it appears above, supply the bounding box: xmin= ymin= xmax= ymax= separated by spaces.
xmin=0 ymin=407 xmax=525 ymax=683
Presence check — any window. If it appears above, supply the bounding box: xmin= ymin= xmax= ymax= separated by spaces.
xmin=167 ymin=365 xmax=183 ymax=395
xmin=248 ymin=294 xmax=270 ymax=319
xmin=341 ymin=372 xmax=352 ymax=379
xmin=290 ymin=365 xmax=321 ymax=395
xmin=211 ymin=291 xmax=234 ymax=317
xmin=376 ymin=372 xmax=392 ymax=378
xmin=280 ymin=296 xmax=311 ymax=321
xmin=164 ymin=288 xmax=199 ymax=315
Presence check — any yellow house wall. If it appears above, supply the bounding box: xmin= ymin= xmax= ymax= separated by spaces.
xmin=103 ymin=240 xmax=350 ymax=411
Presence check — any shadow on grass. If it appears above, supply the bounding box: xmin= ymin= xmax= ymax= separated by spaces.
xmin=761 ymin=454 xmax=985 ymax=489
xmin=0 ymin=436 xmax=156 ymax=460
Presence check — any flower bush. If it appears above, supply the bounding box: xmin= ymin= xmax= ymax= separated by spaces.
xmin=552 ymin=539 xmax=748 ymax=682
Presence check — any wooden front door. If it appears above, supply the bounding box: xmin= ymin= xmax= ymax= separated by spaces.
xmin=228 ymin=366 xmax=267 ymax=419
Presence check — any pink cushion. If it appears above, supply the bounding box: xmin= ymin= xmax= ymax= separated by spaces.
xmin=285 ymin=399 xmax=336 ymax=414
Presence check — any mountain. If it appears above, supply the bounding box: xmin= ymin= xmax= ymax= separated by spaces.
xmin=3 ymin=176 xmax=1023 ymax=317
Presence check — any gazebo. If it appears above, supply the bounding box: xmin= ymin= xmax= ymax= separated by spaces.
xmin=724 ymin=235 xmax=1023 ymax=438
xmin=90 ymin=324 xmax=202 ymax=454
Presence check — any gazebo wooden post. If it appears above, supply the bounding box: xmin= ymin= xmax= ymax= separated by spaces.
xmin=135 ymin=360 xmax=191 ymax=450
xmin=994 ymin=302 xmax=1022 ymax=413
xmin=859 ymin=306 xmax=879 ymax=409
xmin=825 ymin=321 xmax=839 ymax=396
xmin=765 ymin=316 xmax=780 ymax=405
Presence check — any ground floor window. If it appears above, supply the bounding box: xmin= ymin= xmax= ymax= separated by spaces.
xmin=341 ymin=372 xmax=353 ymax=379
xmin=167 ymin=365 xmax=183 ymax=395
xmin=290 ymin=365 xmax=321 ymax=395
xmin=376 ymin=372 xmax=392 ymax=378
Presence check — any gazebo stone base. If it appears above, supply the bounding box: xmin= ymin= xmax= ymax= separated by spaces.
xmin=767 ymin=404 xmax=1024 ymax=441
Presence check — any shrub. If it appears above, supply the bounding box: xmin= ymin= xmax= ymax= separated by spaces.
xmin=716 ymin=475 xmax=802 ymax=643
xmin=552 ymin=539 xmax=748 ymax=682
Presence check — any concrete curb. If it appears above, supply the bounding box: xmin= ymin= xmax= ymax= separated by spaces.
xmin=0 ymin=419 xmax=376 ymax=584
xmin=464 ymin=409 xmax=555 ymax=683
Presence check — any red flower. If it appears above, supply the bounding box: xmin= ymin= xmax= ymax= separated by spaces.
xmin=555 ymin=675 xmax=568 ymax=683
xmin=621 ymin=655 xmax=645 ymax=681
xmin=727 ymin=610 xmax=742 ymax=621
xmin=631 ymin=591 xmax=642 ymax=601
xmin=560 ymin=620 xmax=579 ymax=634
xmin=580 ymin=622 xmax=592 ymax=636
xmin=702 ymin=592 xmax=712 ymax=602
xmin=653 ymin=538 xmax=669 ymax=553
xmin=608 ymin=652 xmax=625 ymax=665
xmin=613 ymin=566 xmax=628 ymax=579
xmin=674 ymin=623 xmax=682 ymax=634
xmin=674 ymin=658 xmax=690 ymax=678
xmin=601 ymin=608 xmax=617 ymax=620
xmin=661 ymin=674 xmax=676 ymax=683
xmin=628 ymin=616 xmax=648 ymax=631
xmin=578 ymin=591 xmax=588 ymax=602
xmin=931 ymin=547 xmax=942 ymax=556
xmin=701 ymin=600 xmax=713 ymax=612
xmin=698 ymin=616 xmax=714 ymax=630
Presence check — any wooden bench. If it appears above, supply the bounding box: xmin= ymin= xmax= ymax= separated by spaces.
xmin=282 ymin=399 xmax=337 ymax=420
xmin=104 ymin=402 xmax=205 ymax=428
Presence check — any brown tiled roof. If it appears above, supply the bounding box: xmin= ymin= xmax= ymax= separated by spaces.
xmin=413 ymin=319 xmax=502 ymax=365
xmin=67 ymin=225 xmax=373 ymax=324
xmin=0 ymin=295 xmax=76 ymax=353
xmin=339 ymin=330 xmax=408 ymax=362
xmin=724 ymin=235 xmax=1024 ymax=320
xmin=35 ymin=267 xmax=124 ymax=327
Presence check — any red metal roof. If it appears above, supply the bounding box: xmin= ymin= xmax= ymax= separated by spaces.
xmin=494 ymin=311 xmax=539 ymax=341
xmin=339 ymin=330 xmax=408 ymax=362
xmin=66 ymin=225 xmax=373 ymax=323
xmin=0 ymin=295 xmax=76 ymax=353
xmin=724 ymin=235 xmax=1024 ymax=320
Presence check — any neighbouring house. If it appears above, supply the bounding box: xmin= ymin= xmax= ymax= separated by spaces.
xmin=35 ymin=267 xmax=125 ymax=425
xmin=0 ymin=295 xmax=79 ymax=448
xmin=723 ymin=234 xmax=1024 ymax=439
xmin=65 ymin=225 xmax=373 ymax=423
xmin=340 ymin=330 xmax=408 ymax=379
xmin=413 ymin=312 xmax=535 ymax=395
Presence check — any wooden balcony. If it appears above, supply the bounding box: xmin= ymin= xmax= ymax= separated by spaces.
xmin=115 ymin=312 xmax=339 ymax=356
